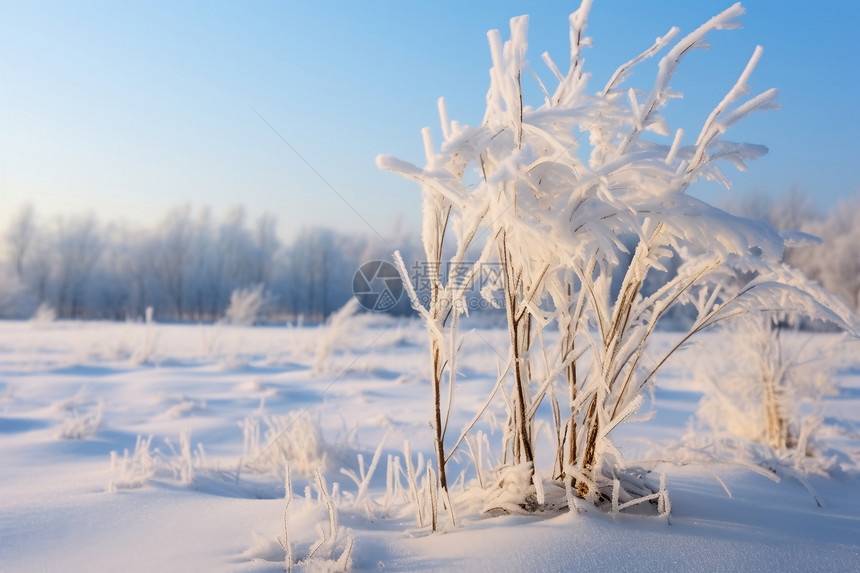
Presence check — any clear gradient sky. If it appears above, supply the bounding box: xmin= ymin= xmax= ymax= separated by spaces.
xmin=1 ymin=1 xmax=857 ymax=240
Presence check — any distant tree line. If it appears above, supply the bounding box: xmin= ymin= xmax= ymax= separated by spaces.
xmin=0 ymin=204 xmax=416 ymax=321
xmin=0 ymin=194 xmax=857 ymax=322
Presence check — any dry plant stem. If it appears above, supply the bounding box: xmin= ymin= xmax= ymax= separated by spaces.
xmin=578 ymin=394 xmax=599 ymax=497
xmin=500 ymin=232 xmax=534 ymax=466
xmin=403 ymin=441 xmax=424 ymax=528
xmin=427 ymin=465 xmax=438 ymax=532
xmin=760 ymin=325 xmax=793 ymax=449
xmin=762 ymin=341 xmax=783 ymax=449
xmin=562 ymin=335 xmax=578 ymax=483
xmin=423 ymin=199 xmax=451 ymax=512
xmin=431 ymin=342 xmax=447 ymax=494
xmin=282 ymin=462 xmax=293 ymax=573
xmin=554 ymin=269 xmax=589 ymax=484
xmin=559 ymin=272 xmax=588 ymax=479
xmin=511 ymin=314 xmax=534 ymax=465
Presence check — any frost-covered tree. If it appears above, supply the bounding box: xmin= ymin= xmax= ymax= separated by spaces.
xmin=252 ymin=213 xmax=281 ymax=285
xmin=217 ymin=207 xmax=258 ymax=293
xmin=54 ymin=214 xmax=102 ymax=318
xmin=4 ymin=203 xmax=36 ymax=279
xmin=0 ymin=202 xmax=399 ymax=321
xmin=0 ymin=272 xmax=36 ymax=319
xmin=282 ymin=228 xmax=359 ymax=320
xmin=727 ymin=192 xmax=860 ymax=313
xmin=819 ymin=201 xmax=860 ymax=311
xmin=152 ymin=205 xmax=194 ymax=319
xmin=88 ymin=224 xmax=132 ymax=320
xmin=379 ymin=1 xmax=857 ymax=513
xmin=1 ymin=204 xmax=40 ymax=318
xmin=789 ymin=199 xmax=860 ymax=313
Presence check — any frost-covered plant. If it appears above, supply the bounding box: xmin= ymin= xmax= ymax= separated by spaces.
xmin=339 ymin=437 xmax=387 ymax=519
xmin=53 ymin=387 xmax=102 ymax=439
xmin=340 ymin=439 xmax=445 ymax=531
xmin=311 ymin=297 xmax=383 ymax=376
xmin=107 ymin=435 xmax=159 ymax=492
xmin=29 ymin=302 xmax=56 ymax=326
xmin=223 ymin=283 xmax=270 ymax=326
xmin=379 ymin=0 xmax=857 ymax=513
xmin=107 ymin=431 xmax=207 ymax=491
xmin=58 ymin=406 xmax=102 ymax=439
xmin=129 ymin=306 xmax=159 ymax=366
xmin=242 ymin=411 xmax=344 ymax=478
xmin=387 ymin=134 xmax=493 ymax=512
xmin=303 ymin=469 xmax=354 ymax=570
xmin=693 ymin=315 xmax=838 ymax=454
xmin=279 ymin=465 xmax=295 ymax=571
xmin=163 ymin=429 xmax=205 ymax=486
xmin=669 ymin=314 xmax=850 ymax=502
xmin=271 ymin=467 xmax=354 ymax=573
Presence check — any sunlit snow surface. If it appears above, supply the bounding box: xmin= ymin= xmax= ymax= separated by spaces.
xmin=0 ymin=319 xmax=858 ymax=572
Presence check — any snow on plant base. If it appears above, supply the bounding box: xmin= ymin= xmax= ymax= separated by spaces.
xmin=378 ymin=1 xmax=858 ymax=519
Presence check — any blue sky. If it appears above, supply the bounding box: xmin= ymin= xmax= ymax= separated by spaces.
xmin=1 ymin=1 xmax=857 ymax=240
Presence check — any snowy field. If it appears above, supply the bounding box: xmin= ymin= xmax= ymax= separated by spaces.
xmin=1 ymin=317 xmax=859 ymax=572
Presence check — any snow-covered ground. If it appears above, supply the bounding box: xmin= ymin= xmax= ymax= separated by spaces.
xmin=1 ymin=318 xmax=858 ymax=572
